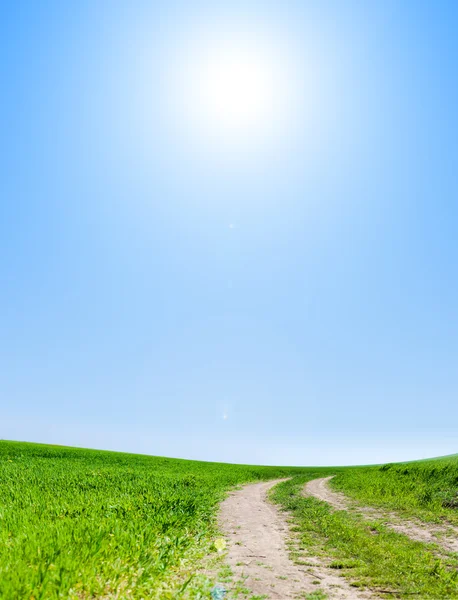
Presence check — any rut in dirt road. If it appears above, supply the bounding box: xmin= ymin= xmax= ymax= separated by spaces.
xmin=218 ymin=479 xmax=373 ymax=599
xmin=304 ymin=476 xmax=458 ymax=554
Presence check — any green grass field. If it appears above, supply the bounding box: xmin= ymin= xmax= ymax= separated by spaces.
xmin=2 ymin=440 xmax=458 ymax=599
xmin=0 ymin=441 xmax=314 ymax=599
xmin=331 ymin=456 xmax=458 ymax=525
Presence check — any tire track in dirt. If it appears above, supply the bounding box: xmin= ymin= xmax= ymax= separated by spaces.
xmin=218 ymin=479 xmax=373 ymax=599
xmin=304 ymin=476 xmax=458 ymax=554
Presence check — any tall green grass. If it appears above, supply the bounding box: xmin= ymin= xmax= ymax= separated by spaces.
xmin=332 ymin=455 xmax=458 ymax=524
xmin=0 ymin=441 xmax=312 ymax=599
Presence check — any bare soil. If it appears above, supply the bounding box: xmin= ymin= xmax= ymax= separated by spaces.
xmin=217 ymin=479 xmax=373 ymax=599
xmin=304 ymin=476 xmax=458 ymax=553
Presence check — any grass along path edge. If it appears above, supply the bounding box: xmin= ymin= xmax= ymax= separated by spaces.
xmin=271 ymin=476 xmax=458 ymax=599
xmin=304 ymin=476 xmax=458 ymax=554
xmin=331 ymin=460 xmax=458 ymax=528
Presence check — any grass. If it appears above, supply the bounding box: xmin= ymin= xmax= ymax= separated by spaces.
xmin=271 ymin=475 xmax=458 ymax=599
xmin=3 ymin=440 xmax=458 ymax=598
xmin=0 ymin=440 xmax=313 ymax=599
xmin=331 ymin=456 xmax=458 ymax=525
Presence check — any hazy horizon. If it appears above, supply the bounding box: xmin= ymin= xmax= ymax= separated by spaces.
xmin=3 ymin=437 xmax=458 ymax=469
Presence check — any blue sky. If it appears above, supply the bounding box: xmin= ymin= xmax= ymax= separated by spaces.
xmin=1 ymin=0 xmax=457 ymax=465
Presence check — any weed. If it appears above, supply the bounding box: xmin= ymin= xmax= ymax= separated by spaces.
xmin=301 ymin=591 xmax=327 ymax=600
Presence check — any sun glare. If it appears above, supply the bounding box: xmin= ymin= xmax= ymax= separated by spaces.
xmin=163 ymin=25 xmax=303 ymax=159
xmin=192 ymin=42 xmax=276 ymax=136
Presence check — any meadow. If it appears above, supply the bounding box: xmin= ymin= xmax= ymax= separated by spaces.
xmin=2 ymin=441 xmax=458 ymax=599
xmin=332 ymin=455 xmax=458 ymax=524
xmin=0 ymin=441 xmax=314 ymax=599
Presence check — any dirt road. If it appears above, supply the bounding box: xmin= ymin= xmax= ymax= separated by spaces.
xmin=218 ymin=479 xmax=372 ymax=599
xmin=304 ymin=476 xmax=458 ymax=553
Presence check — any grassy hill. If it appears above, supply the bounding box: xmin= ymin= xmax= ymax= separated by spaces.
xmin=2 ymin=440 xmax=458 ymax=599
xmin=0 ymin=440 xmax=328 ymax=599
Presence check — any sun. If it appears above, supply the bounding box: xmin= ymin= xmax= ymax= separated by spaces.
xmin=192 ymin=41 xmax=276 ymax=138
xmin=163 ymin=25 xmax=301 ymax=157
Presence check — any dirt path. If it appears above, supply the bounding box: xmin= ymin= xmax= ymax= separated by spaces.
xmin=218 ymin=479 xmax=372 ymax=599
xmin=304 ymin=477 xmax=458 ymax=554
